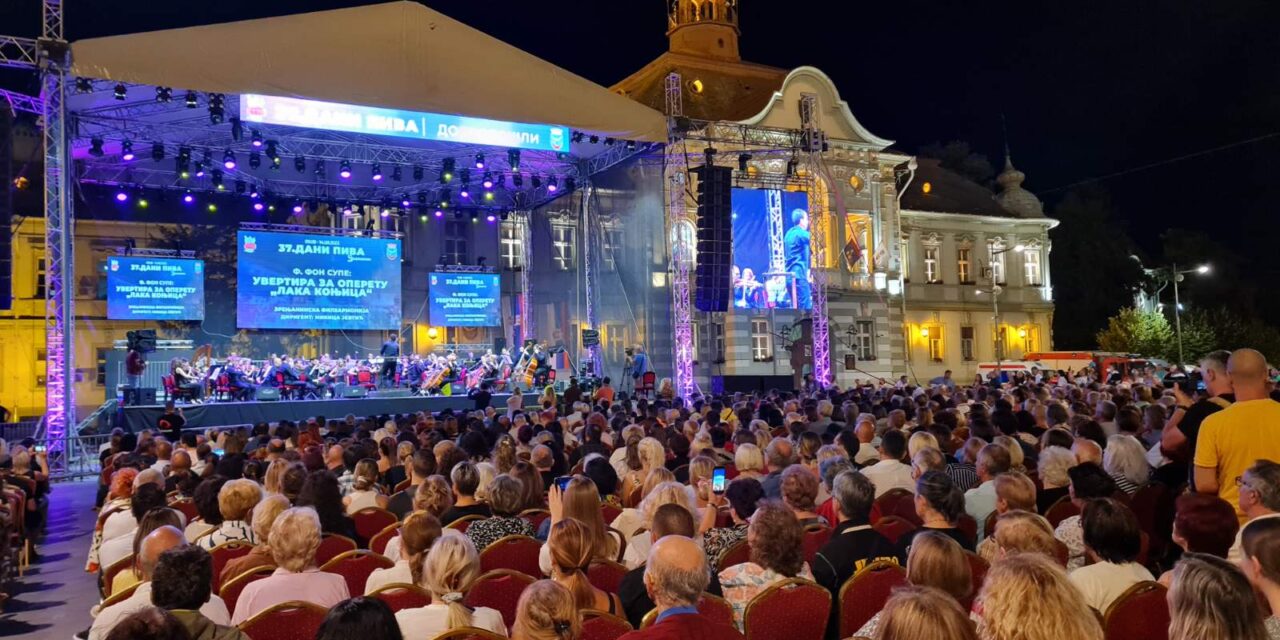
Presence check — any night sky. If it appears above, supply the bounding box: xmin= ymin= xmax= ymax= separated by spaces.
xmin=2 ymin=0 xmax=1278 ymax=260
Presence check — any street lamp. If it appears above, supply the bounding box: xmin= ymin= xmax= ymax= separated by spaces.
xmin=981 ymin=243 xmax=1025 ymax=383
xmin=1170 ymin=263 xmax=1211 ymax=365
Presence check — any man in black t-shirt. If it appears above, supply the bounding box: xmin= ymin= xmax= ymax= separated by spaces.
xmin=812 ymin=470 xmax=898 ymax=639
xmin=157 ymin=401 xmax=185 ymax=441
xmin=1161 ymin=350 xmax=1233 ymax=484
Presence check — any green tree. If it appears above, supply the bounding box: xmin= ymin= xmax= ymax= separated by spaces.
xmin=1096 ymin=307 xmax=1174 ymax=357
xmin=1170 ymin=310 xmax=1217 ymax=364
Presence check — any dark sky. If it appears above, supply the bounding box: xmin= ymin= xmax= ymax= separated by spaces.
xmin=3 ymin=0 xmax=1279 ymax=258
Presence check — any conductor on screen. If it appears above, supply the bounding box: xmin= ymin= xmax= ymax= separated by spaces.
xmin=784 ymin=208 xmax=812 ymax=310
xmin=379 ymin=334 xmax=400 ymax=388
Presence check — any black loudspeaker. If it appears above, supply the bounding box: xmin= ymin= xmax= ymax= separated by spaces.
xmin=124 ymin=387 xmax=157 ymax=406
xmin=255 ymin=387 xmax=281 ymax=401
xmin=371 ymin=388 xmax=413 ymax=398
xmin=126 ymin=329 xmax=157 ymax=353
xmin=342 ymin=385 xmax=368 ymax=399
xmin=692 ymin=164 xmax=733 ymax=312
xmin=581 ymin=329 xmax=600 ymax=347
xmin=493 ymin=336 xmax=507 ymax=354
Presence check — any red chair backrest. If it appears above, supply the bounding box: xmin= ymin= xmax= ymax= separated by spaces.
xmin=351 ymin=507 xmax=398 ymax=545
xmin=599 ymin=504 xmax=622 ymax=524
xmin=237 ymin=601 xmax=328 ymax=640
xmin=802 ymin=525 xmax=833 ymax=564
xmin=964 ymin=552 xmax=990 ymax=609
xmin=581 ymin=611 xmax=633 ymax=640
xmin=1053 ymin=539 xmax=1071 ymax=567
xmin=519 ymin=509 xmax=552 ymax=531
xmin=369 ymin=524 xmax=400 ymax=557
xmin=370 ymin=583 xmax=433 ymax=613
xmin=1103 ymin=581 xmax=1169 ymax=640
xmin=357 ymin=370 xmax=373 ymax=384
xmin=464 ymin=569 xmax=535 ymax=630
xmin=315 ymin=534 xmax=357 ymax=566
xmin=697 ymin=594 xmax=735 ymax=629
xmin=744 ymin=578 xmax=832 ymax=640
xmin=478 ymin=535 xmax=543 ymax=578
xmin=319 ymin=549 xmax=396 ymax=597
xmin=839 ymin=560 xmax=907 ymax=638
xmin=1045 ymin=496 xmax=1081 ymax=528
xmin=957 ymin=514 xmax=979 ymax=543
xmin=641 ymin=371 xmax=656 ymax=387
xmin=219 ymin=565 xmax=276 ymax=614
xmin=209 ymin=542 xmax=253 ymax=591
xmin=448 ymin=515 xmax=484 ymax=533
xmin=871 ymin=488 xmax=921 ymax=526
xmin=161 ymin=375 xmax=175 ymax=392
xmin=169 ymin=498 xmax=199 ymax=523
xmin=217 ymin=373 xmax=230 ymax=389
xmin=587 ymin=560 xmax=628 ymax=593
xmin=716 ymin=539 xmax=752 ymax=573
xmin=871 ymin=516 xmax=918 ymax=545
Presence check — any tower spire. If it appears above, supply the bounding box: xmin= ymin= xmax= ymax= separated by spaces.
xmin=995 ymin=116 xmax=1044 ymax=218
xmin=667 ymin=0 xmax=741 ymax=61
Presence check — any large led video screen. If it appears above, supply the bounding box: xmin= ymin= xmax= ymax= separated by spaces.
xmin=429 ymin=272 xmax=501 ymax=327
xmin=237 ymin=230 xmax=402 ymax=330
xmin=731 ymin=188 xmax=812 ymax=310
xmin=106 ymin=257 xmax=206 ymax=321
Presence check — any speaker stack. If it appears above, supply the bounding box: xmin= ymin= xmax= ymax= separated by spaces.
xmin=692 ymin=160 xmax=733 ymax=312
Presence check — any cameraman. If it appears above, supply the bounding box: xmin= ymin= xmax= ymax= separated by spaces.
xmin=1162 ymin=350 xmax=1233 ymax=484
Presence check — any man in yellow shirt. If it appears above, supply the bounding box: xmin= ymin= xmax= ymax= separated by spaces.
xmin=1194 ymin=348 xmax=1280 ymax=523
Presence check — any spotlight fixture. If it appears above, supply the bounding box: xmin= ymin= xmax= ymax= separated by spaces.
xmin=738 ymin=153 xmax=751 ymax=171
xmin=222 ymin=149 xmax=237 ymax=170
xmin=339 ymin=160 xmax=352 ymax=179
xmin=453 ymin=209 xmax=464 ymax=220
xmin=314 ymin=160 xmax=325 ymax=176
xmin=230 ymin=117 xmax=243 ymax=142
xmin=234 ymin=179 xmax=246 ymax=194
xmin=75 ymin=77 xmax=93 ymax=93
xmin=413 ymin=165 xmax=424 ymax=181
xmin=482 ymin=173 xmax=494 ymax=189
xmin=115 ymin=188 xmax=128 ymax=202
xmin=253 ymin=202 xmax=264 ymax=212
xmin=460 ymin=186 xmax=471 ymax=200
xmin=207 ymin=203 xmax=218 ymax=213
xmin=507 ymin=149 xmax=521 ymax=172
xmin=492 ymin=173 xmax=505 ymax=189
xmin=571 ymin=131 xmax=584 ymax=143
xmin=439 ymin=188 xmax=451 ymax=207
xmin=121 ymin=140 xmax=135 ymax=161
xmin=416 ymin=191 xmax=428 ymax=205
xmin=512 ymin=173 xmax=523 ymax=187
xmin=250 ymin=129 xmax=263 ymax=147
xmin=441 ymin=158 xmax=456 ymax=183
xmin=151 ymin=142 xmax=165 ymax=162
xmin=474 ymin=153 xmax=485 ymax=169
xmin=89 ymin=137 xmax=105 ymax=157
xmin=499 ymin=210 xmax=510 ymax=221
xmin=248 ymin=152 xmax=261 ymax=169
xmin=434 ymin=209 xmax=444 ymax=218
xmin=547 ymin=176 xmax=558 ymax=193
xmin=113 ymin=83 xmax=127 ymax=100
xmin=211 ymin=169 xmax=224 ymax=189
xmin=183 ymin=190 xmax=194 ymax=204
xmin=626 ymin=140 xmax=637 ymax=152
xmin=469 ymin=211 xmax=479 ymax=223
xmin=292 ymin=201 xmax=304 ymax=214
xmin=155 ymin=86 xmax=172 ymax=103
xmin=565 ymin=177 xmax=577 ymax=192
xmin=460 ymin=168 xmax=472 ymax=186
xmin=208 ymin=93 xmax=225 ymax=124
xmin=531 ymin=175 xmax=542 ymax=189
xmin=483 ymin=190 xmax=495 ymax=202
xmin=185 ymin=91 xmax=198 ymax=108
xmin=391 ymin=165 xmax=402 ymax=182
xmin=295 ymin=156 xmax=307 ymax=173
xmin=371 ymin=163 xmax=383 ymax=181
xmin=264 ymin=141 xmax=279 ymax=160
xmin=400 ymin=194 xmax=411 ymax=208
xmin=249 ymin=184 xmax=261 ymax=199
xmin=589 ymin=135 xmax=600 ymax=144
xmin=176 ymin=157 xmax=190 ymax=179
xmin=604 ymin=137 xmax=616 ymax=146
xmin=486 ymin=214 xmax=496 ymax=222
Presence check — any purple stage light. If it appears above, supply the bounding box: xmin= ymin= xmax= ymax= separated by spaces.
xmin=547 ymin=183 xmax=558 ymax=193
xmin=401 ymin=198 xmax=411 ymax=208
xmin=253 ymin=202 xmax=264 ymax=211
xmin=380 ymin=209 xmax=390 ymax=217
xmin=122 ymin=151 xmax=135 ymax=161
xmin=339 ymin=169 xmax=351 ymax=179
xmin=372 ymin=173 xmax=383 ymax=181
xmin=183 ymin=193 xmax=194 ymax=204
xmin=293 ymin=204 xmax=303 ymax=213
xmin=115 ymin=190 xmax=128 ymax=202
xmin=483 ymin=178 xmax=494 ymax=189
xmin=460 ymin=189 xmax=470 ymax=199
xmin=486 ymin=214 xmax=496 ymax=222
xmin=223 ymin=159 xmax=236 ymax=169
xmin=434 ymin=209 xmax=443 ymax=218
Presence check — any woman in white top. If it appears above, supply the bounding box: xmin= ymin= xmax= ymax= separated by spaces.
xmin=622 ymin=481 xmax=699 ymax=569
xmin=365 ymin=512 xmax=441 ymax=595
xmin=345 ymin=459 xmax=389 ymax=515
xmin=610 ymin=467 xmax=676 ymax=538
xmin=394 ymin=534 xmax=507 ymax=639
xmin=1067 ymin=498 xmax=1153 ymax=612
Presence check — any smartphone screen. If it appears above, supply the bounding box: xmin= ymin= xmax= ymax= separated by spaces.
xmin=34 ymin=445 xmax=46 ymax=453
xmin=555 ymin=476 xmax=572 ymax=492
xmin=712 ymin=467 xmax=727 ymax=494
xmin=212 ymin=448 xmax=225 ymax=457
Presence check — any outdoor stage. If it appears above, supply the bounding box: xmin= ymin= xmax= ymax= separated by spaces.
xmin=119 ymin=392 xmax=540 ymax=432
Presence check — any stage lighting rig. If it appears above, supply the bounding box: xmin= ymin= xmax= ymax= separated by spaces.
xmin=371 ymin=163 xmax=383 ymax=181
xmin=441 ymin=158 xmax=456 ymax=183
xmin=512 ymin=173 xmax=524 ymax=187
xmin=339 ymin=160 xmax=352 ymax=179
xmin=88 ymin=137 xmax=104 ymax=157
xmin=295 ymin=156 xmax=307 ymax=173
xmin=571 ymin=131 xmax=584 ymax=143
xmin=230 ymin=117 xmax=244 ymax=142
xmin=474 ymin=153 xmax=485 ymax=169
xmin=531 ymin=175 xmax=542 ymax=189
xmin=208 ymin=94 xmax=225 ymax=124
xmin=565 ymin=177 xmax=576 ymax=192
xmin=211 ymin=170 xmax=224 ymax=190
xmin=547 ymin=176 xmax=559 ymax=193
xmin=235 ymin=179 xmax=246 ymax=194
xmin=155 ymin=87 xmax=172 ymax=103
xmin=250 ymin=130 xmax=263 ymax=148
xmin=75 ymin=77 xmax=93 ymax=93
xmin=738 ymin=153 xmax=751 ymax=171
xmin=151 ymin=142 xmax=165 ymax=162
xmin=185 ymin=91 xmax=198 ymax=108
xmin=391 ymin=165 xmax=402 ymax=182
xmin=249 ymin=152 xmax=261 ymax=169
xmin=121 ymin=141 xmax=135 ymax=161
xmin=413 ymin=165 xmax=424 ymax=181
xmin=113 ymin=83 xmax=127 ymax=100
xmin=786 ymin=154 xmax=798 ymax=177
xmin=626 ymin=140 xmax=637 ymax=152
xmin=507 ymin=149 xmax=521 ymax=172
xmin=417 ymin=191 xmax=428 ymax=205
xmin=183 ymin=190 xmax=195 ymax=204
xmin=222 ymin=149 xmax=237 ymax=170
xmin=482 ymin=173 xmax=494 ymax=189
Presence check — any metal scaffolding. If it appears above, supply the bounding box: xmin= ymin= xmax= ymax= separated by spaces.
xmin=664 ymin=73 xmax=696 ymax=401
xmin=799 ymin=94 xmax=832 ymax=387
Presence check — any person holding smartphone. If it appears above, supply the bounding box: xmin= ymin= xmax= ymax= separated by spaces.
xmin=1162 ymin=350 xmax=1234 ymax=485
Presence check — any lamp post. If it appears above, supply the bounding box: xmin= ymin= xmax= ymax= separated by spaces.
xmin=1170 ymin=263 xmax=1211 ymax=365
xmin=981 ymin=243 xmax=1024 ymax=384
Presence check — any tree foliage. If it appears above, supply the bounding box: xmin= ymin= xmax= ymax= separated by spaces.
xmin=918 ymin=140 xmax=995 ymax=185
xmin=1096 ymin=307 xmax=1174 ymax=357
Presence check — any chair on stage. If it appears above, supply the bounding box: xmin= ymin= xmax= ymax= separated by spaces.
xmin=638 ymin=371 xmax=656 ymax=399
xmin=215 ymin=374 xmax=234 ymax=402
xmin=356 ymin=370 xmax=378 ymax=392
xmin=162 ymin=375 xmax=197 ymax=403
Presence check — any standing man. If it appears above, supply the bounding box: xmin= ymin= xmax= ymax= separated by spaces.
xmin=631 ymin=345 xmax=649 ymax=393
xmin=783 ymin=208 xmax=812 ymax=310
xmin=1194 ymin=348 xmax=1280 ymax=523
xmin=1162 ymin=350 xmax=1233 ymax=484
xmin=379 ymin=333 xmax=400 ymax=388
xmin=622 ymin=347 xmax=636 ymax=396
xmin=125 ymin=345 xmax=147 ymax=390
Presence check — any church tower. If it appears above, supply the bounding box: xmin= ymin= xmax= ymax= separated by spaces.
xmin=995 ymin=154 xmax=1045 ymax=218
xmin=667 ymin=0 xmax=741 ymax=61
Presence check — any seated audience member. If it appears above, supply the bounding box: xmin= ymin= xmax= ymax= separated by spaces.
xmin=620 ymin=504 xmax=724 ymax=628
xmin=718 ymin=500 xmax=813 ymax=631
xmin=1228 ymin=459 xmax=1280 ymax=564
xmin=103 ymin=607 xmax=192 ymax=640
xmin=99 ymin=484 xmax=169 ymax=571
xmin=860 ymin=430 xmax=914 ymax=497
xmin=220 ymin=494 xmax=290 ymax=585
xmin=874 ymin=586 xmax=979 ymax=640
xmin=901 ymin=470 xmax=974 ymax=554
xmin=549 ymin=517 xmax=625 ymax=616
xmin=109 ymin=507 xmax=184 ymax=596
xmin=582 ymin=455 xmax=622 ymax=510
xmin=1068 ymin=497 xmax=1153 ymax=612
xmin=611 ymin=468 xmax=677 ymax=538
xmin=945 ymin=438 xmax=983 ymax=493
xmin=230 ymin=507 xmax=350 ymax=625
xmin=1035 ymin=446 xmax=1077 ymax=514
xmin=387 ymin=450 xmax=436 ymax=519
xmin=854 ymin=531 xmax=972 ymax=638
xmin=617 ymin=535 xmax=746 ymax=640
xmin=296 ymin=471 xmax=359 ymax=540
xmin=1168 ymin=553 xmax=1270 ymax=640
xmin=780 ymin=465 xmax=828 ymax=527
xmin=980 ymin=510 xmax=1061 ymax=564
xmin=1103 ymin=434 xmax=1151 ymax=495
xmin=733 ymin=443 xmax=766 ymax=481
xmin=202 ymin=478 xmax=263 ymax=549
xmin=511 ymin=460 xmax=548 ymax=511
xmin=812 ymin=471 xmax=897 ymax=603
xmin=1054 ymin=462 xmax=1118 ymax=570
xmin=512 ymin=579 xmax=581 ymax=640
xmin=395 ymin=534 xmax=506 ymax=638
xmin=815 ymin=457 xmax=854 ymax=524
xmin=1172 ymin=493 xmax=1240 ymax=559
xmin=623 ymin=481 xmax=698 ymax=569
xmin=963 ymin=443 xmax=1013 ymax=530
xmin=1239 ymin=517 xmax=1280 ymax=637
xmin=89 ymin=526 xmax=231 ymax=640
xmin=316 ymin=597 xmax=403 ymax=640
xmin=700 ymin=478 xmax=764 ymax=568
xmin=438 ymin=461 xmax=492 ymax=526
xmin=150 ymin=544 xmax=251 ymax=640
xmin=365 ymin=512 xmax=441 ymax=594
xmin=971 ymin=472 xmax=1036 ymax=551
xmin=343 ymin=459 xmax=390 ymax=514
xmin=539 ymin=476 xmax=620 ymax=575
xmin=466 ymin=474 xmax=537 ymax=552
xmin=975 ymin=553 xmax=1103 ymax=640
xmin=185 ymin=476 xmax=227 ymax=543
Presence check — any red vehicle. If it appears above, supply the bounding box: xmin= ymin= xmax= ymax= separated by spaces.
xmin=1024 ymin=351 xmax=1152 ymax=380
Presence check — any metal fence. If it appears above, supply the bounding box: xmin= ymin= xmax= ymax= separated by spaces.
xmin=0 ymin=421 xmax=40 ymax=443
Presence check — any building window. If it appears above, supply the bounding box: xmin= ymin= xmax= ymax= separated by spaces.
xmin=961 ymin=326 xmax=975 ymax=361
xmin=699 ymin=318 xmax=725 ymax=363
xmin=899 ymin=236 xmax=909 ymax=281
xmin=552 ymin=224 xmax=576 ymax=271
xmin=957 ymin=247 xmax=972 ymax=283
xmin=750 ymin=318 xmax=772 ymax=362
xmin=96 ymin=347 xmax=109 ymax=386
xmin=499 ymin=222 xmax=524 ymax=270
xmin=35 ymin=256 xmax=46 ymax=299
xmin=1024 ymin=247 xmax=1042 ymax=286
xmin=926 ymin=326 xmax=943 ymax=361
xmin=443 ymin=221 xmax=468 ymax=265
xmin=988 ymin=241 xmax=1006 ymax=284
xmin=602 ymin=227 xmax=621 ymax=271
xmin=924 ymin=245 xmax=941 ymax=284
xmin=854 ymin=319 xmax=876 ymax=361
xmin=844 ymin=213 xmax=873 ymax=274
xmin=603 ymin=323 xmax=626 ymax=364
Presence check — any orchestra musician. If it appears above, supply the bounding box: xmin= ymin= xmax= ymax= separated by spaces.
xmin=379 ymin=334 xmax=400 ymax=388
xmin=170 ymin=357 xmax=203 ymax=401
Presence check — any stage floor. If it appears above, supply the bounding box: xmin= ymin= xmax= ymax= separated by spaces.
xmin=120 ymin=392 xmax=539 ymax=431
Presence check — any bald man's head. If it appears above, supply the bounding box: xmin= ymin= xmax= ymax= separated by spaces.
xmin=1072 ymin=438 xmax=1103 ymax=465
xmin=643 ymin=535 xmax=708 ymax=609
xmin=139 ymin=525 xmax=186 ymax=579
xmin=1229 ymin=349 xmax=1270 ymax=398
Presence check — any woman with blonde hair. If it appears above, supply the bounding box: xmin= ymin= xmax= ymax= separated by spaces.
xmin=263 ymin=458 xmax=290 ymax=496
xmin=382 ymin=475 xmax=454 ymax=561
xmin=620 ymin=437 xmax=666 ymax=502
xmin=511 ymin=460 xmax=546 ymax=510
xmin=687 ymin=455 xmax=716 ymax=509
xmin=365 ymin=511 xmax=443 ymax=594
xmin=512 ymin=579 xmax=580 ymax=640
xmin=980 ymin=510 xmax=1061 ymax=564
xmin=1168 ymin=553 xmax=1269 ymax=640
xmin=993 ymin=435 xmax=1027 ymax=474
xmin=540 ymin=476 xmax=620 ymax=575
xmin=473 ymin=461 xmax=498 ymax=503
xmin=548 ymin=518 xmax=624 ymax=616
xmin=202 ymin=478 xmax=263 ymax=548
xmin=908 ymin=431 xmax=940 ymax=460
xmin=1239 ymin=517 xmax=1280 ymax=636
xmin=733 ymin=443 xmax=766 ymax=481
xmin=855 ymin=530 xmax=973 ymax=637
xmin=878 ymin=586 xmax=979 ymax=640
xmin=492 ymin=435 xmax=519 ymax=474
xmin=611 ymin=467 xmax=676 ymax=537
xmin=344 ymin=459 xmax=389 ymax=514
xmin=975 ymin=553 xmax=1103 ymax=640
xmin=395 ymin=534 xmax=507 ymax=638
xmin=220 ymin=493 xmax=291 ymax=585
xmin=231 ymin=507 xmax=350 ymax=625
xmin=622 ymin=481 xmax=697 ymax=568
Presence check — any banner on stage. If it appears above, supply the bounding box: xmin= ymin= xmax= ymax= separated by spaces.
xmin=429 ymin=272 xmax=500 ymax=327
xmin=237 ymin=231 xmax=402 ymax=330
xmin=240 ymin=94 xmax=568 ymax=153
xmin=107 ymin=257 xmax=206 ymax=321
